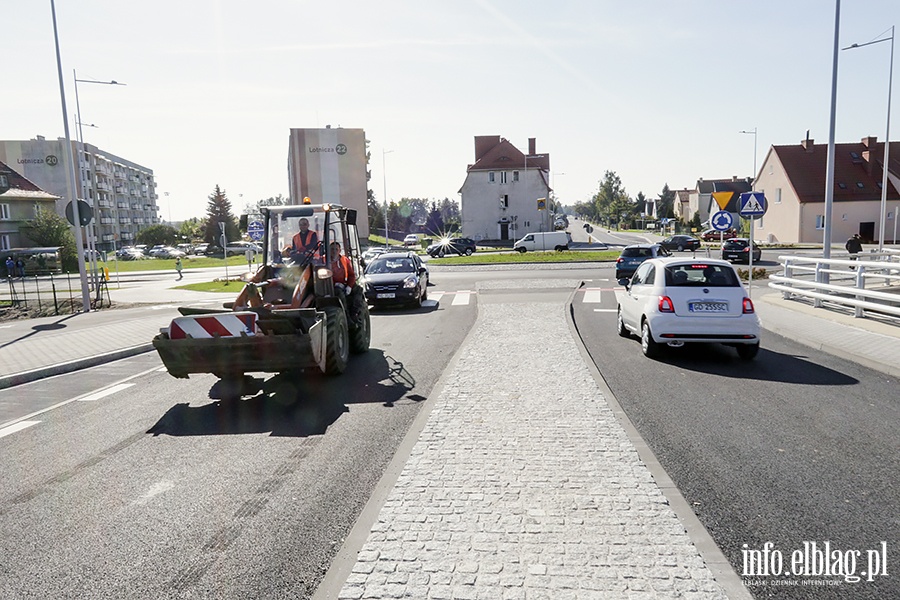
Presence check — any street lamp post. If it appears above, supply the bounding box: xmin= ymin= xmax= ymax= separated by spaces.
xmin=843 ymin=26 xmax=894 ymax=251
xmin=73 ymin=71 xmax=125 ymax=297
xmin=382 ymin=149 xmax=393 ymax=247
xmin=738 ymin=128 xmax=758 ymax=185
xmin=50 ymin=0 xmax=90 ymax=312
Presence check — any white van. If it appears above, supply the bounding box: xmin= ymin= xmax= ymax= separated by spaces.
xmin=513 ymin=231 xmax=572 ymax=252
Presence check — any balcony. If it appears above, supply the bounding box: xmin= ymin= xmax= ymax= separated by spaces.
xmin=102 ymin=234 xmax=115 ymax=242
xmin=119 ymin=218 xmax=130 ymax=225
xmin=100 ymin=218 xmax=115 ymax=225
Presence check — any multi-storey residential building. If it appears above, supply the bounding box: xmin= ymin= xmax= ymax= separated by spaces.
xmin=459 ymin=136 xmax=551 ymax=242
xmin=0 ymin=136 xmax=159 ymax=251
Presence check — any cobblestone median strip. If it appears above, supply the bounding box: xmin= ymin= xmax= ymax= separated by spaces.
xmin=339 ymin=303 xmax=729 ymax=599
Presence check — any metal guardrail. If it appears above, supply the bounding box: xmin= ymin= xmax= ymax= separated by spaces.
xmin=768 ymin=252 xmax=900 ymax=319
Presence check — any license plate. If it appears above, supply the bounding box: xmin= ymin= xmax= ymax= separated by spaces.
xmin=689 ymin=301 xmax=728 ymax=312
xmin=376 ymin=293 xmax=395 ymax=299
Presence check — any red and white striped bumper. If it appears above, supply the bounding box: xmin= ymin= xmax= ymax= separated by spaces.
xmin=168 ymin=312 xmax=260 ymax=340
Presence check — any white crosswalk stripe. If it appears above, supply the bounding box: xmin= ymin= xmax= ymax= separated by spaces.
xmin=452 ymin=291 xmax=472 ymax=306
xmin=582 ymin=289 xmax=604 ymax=303
xmin=0 ymin=420 xmax=40 ymax=439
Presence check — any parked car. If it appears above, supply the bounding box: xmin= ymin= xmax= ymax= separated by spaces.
xmin=426 ymin=237 xmax=477 ymax=257
xmin=224 ymin=241 xmax=260 ymax=256
xmin=700 ymin=228 xmax=738 ymax=242
xmin=147 ymin=245 xmax=169 ymax=257
xmin=615 ymin=244 xmax=670 ymax=280
xmin=403 ymin=234 xmax=421 ymax=247
xmin=722 ymin=238 xmax=762 ymax=263
xmin=363 ymin=251 xmax=429 ymax=307
xmin=659 ymin=235 xmax=701 ymax=251
xmin=362 ymin=247 xmax=388 ymax=262
xmin=117 ymin=248 xmax=146 ymax=261
xmin=161 ymin=248 xmax=187 ymax=259
xmin=192 ymin=243 xmax=210 ymax=255
xmin=616 ymin=257 xmax=760 ymax=359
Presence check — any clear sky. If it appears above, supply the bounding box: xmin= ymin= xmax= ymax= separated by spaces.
xmin=7 ymin=1 xmax=900 ymax=221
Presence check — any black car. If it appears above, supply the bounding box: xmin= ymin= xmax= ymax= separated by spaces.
xmin=426 ymin=237 xmax=477 ymax=257
xmin=364 ymin=252 xmax=429 ymax=307
xmin=615 ymin=244 xmax=670 ymax=280
xmin=722 ymin=238 xmax=762 ymax=263
xmin=659 ymin=235 xmax=701 ymax=251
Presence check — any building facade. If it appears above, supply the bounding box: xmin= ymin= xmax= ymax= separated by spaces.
xmin=754 ymin=136 xmax=900 ymax=244
xmin=287 ymin=127 xmax=369 ymax=239
xmin=0 ymin=136 xmax=159 ymax=251
xmin=0 ymin=161 xmax=60 ymax=252
xmin=459 ymin=136 xmax=551 ymax=241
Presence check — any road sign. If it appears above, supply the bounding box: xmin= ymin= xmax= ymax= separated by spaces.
xmin=739 ymin=192 xmax=767 ymax=218
xmin=712 ymin=191 xmax=734 ymax=211
xmin=247 ymin=220 xmax=264 ymax=241
xmin=711 ymin=210 xmax=734 ymax=231
xmin=537 ymin=198 xmax=546 ymax=210
xmin=65 ymin=200 xmax=93 ymax=226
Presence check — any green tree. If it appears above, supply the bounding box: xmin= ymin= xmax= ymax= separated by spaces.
xmin=179 ymin=217 xmax=205 ymax=241
xmin=21 ymin=206 xmax=76 ymax=271
xmin=136 ymin=224 xmax=178 ymax=246
xmin=592 ymin=171 xmax=630 ymax=226
xmin=657 ymin=184 xmax=676 ymax=219
xmin=203 ymin=185 xmax=239 ymax=246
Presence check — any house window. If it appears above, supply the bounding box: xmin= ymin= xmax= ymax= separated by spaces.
xmin=500 ymin=172 xmax=508 ymax=184
xmin=524 ymin=220 xmax=530 ymax=228
xmin=815 ymin=215 xmax=825 ymax=229
xmin=0 ymin=175 xmax=7 ymax=190
xmin=856 ymin=182 xmax=865 ymax=189
xmin=513 ymin=171 xmax=519 ymax=182
xmin=0 ymin=234 xmax=8 ymax=251
xmin=489 ymin=172 xmax=495 ymax=183
xmin=838 ymin=183 xmax=847 ymax=189
xmin=500 ymin=195 xmax=509 ymax=208
xmin=0 ymin=203 xmax=9 ymax=220
xmin=775 ymin=188 xmax=782 ymax=204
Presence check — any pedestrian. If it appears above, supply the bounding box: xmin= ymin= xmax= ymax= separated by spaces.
xmin=175 ymin=257 xmax=183 ymax=280
xmin=845 ymin=233 xmax=863 ymax=263
xmin=4 ymin=256 xmax=13 ymax=279
xmin=16 ymin=258 xmax=25 ymax=278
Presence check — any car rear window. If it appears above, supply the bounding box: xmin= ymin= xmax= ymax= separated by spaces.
xmin=621 ymin=247 xmax=650 ymax=258
xmin=665 ymin=264 xmax=739 ymax=287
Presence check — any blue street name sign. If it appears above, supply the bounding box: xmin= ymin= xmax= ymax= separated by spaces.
xmin=739 ymin=192 xmax=767 ymax=218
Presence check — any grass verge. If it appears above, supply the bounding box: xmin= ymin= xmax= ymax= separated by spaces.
xmin=427 ymin=250 xmax=619 ymax=265
xmin=174 ymin=280 xmax=247 ymax=293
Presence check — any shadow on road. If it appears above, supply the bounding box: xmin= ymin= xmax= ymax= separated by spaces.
xmin=653 ymin=344 xmax=859 ymax=385
xmin=146 ymin=349 xmax=424 ymax=437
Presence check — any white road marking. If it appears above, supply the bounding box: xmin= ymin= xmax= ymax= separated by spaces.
xmin=429 ymin=292 xmax=444 ymax=303
xmin=134 ymin=480 xmax=176 ymax=505
xmin=0 ymin=420 xmax=40 ymax=439
xmin=582 ymin=289 xmax=604 ymax=303
xmin=452 ymin=291 xmax=472 ymax=306
xmin=157 ymin=367 xmax=169 ymax=373
xmin=147 ymin=304 xmax=177 ymax=310
xmin=78 ymin=383 xmax=135 ymax=402
xmin=593 ymin=309 xmax=617 ymax=313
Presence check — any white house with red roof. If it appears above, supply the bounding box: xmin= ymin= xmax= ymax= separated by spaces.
xmin=459 ymin=136 xmax=551 ymax=242
xmin=0 ymin=161 xmax=60 ymax=252
xmin=753 ymin=135 xmax=900 ymax=244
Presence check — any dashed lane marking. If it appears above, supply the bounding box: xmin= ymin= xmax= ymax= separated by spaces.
xmin=0 ymin=420 xmax=40 ymax=439
xmin=78 ymin=383 xmax=135 ymax=402
xmin=593 ymin=308 xmax=617 ymax=313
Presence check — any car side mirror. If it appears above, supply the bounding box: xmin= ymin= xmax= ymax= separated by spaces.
xmin=418 ymin=267 xmax=427 ymax=275
xmin=617 ymin=278 xmax=631 ymax=289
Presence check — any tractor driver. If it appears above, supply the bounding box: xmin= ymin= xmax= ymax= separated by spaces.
xmin=282 ymin=218 xmax=319 ymax=263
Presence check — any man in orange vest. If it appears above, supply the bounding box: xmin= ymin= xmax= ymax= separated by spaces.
xmin=329 ymin=241 xmax=363 ymax=324
xmin=282 ymin=218 xmax=319 ymax=262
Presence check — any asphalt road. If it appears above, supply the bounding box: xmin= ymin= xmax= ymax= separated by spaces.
xmin=572 ymin=264 xmax=899 ymax=600
xmin=0 ymin=278 xmax=476 ymax=599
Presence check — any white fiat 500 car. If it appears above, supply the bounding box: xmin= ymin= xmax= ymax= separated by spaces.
xmin=616 ymin=258 xmax=761 ymax=359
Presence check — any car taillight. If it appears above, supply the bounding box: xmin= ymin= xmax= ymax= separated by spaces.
xmin=616 ymin=257 xmax=624 ymax=263
xmin=743 ymin=247 xmax=750 ymax=252
xmin=743 ymin=297 xmax=755 ymax=313
xmin=658 ymin=296 xmax=675 ymax=312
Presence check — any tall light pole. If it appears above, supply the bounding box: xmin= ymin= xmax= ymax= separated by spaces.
xmin=822 ymin=0 xmax=841 ymax=265
xmin=738 ymin=128 xmax=758 ymax=185
xmin=73 ymin=71 xmax=125 ymax=294
xmin=382 ymin=149 xmax=393 ymax=247
xmin=50 ymin=0 xmax=90 ymax=312
xmin=843 ymin=25 xmax=894 ymax=251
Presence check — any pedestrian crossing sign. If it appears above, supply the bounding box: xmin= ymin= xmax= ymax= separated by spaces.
xmin=739 ymin=192 xmax=767 ymax=218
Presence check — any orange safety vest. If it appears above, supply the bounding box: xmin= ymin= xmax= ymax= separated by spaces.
xmin=331 ymin=255 xmax=355 ymax=287
xmin=292 ymin=230 xmax=318 ymax=252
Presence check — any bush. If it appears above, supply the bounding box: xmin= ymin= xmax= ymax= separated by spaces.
xmin=737 ymin=267 xmax=768 ymax=281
